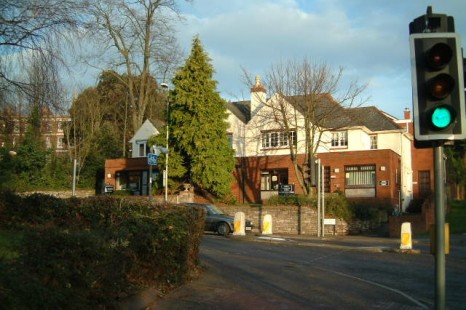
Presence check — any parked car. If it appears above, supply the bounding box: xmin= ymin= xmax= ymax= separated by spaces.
xmin=183 ymin=203 xmax=254 ymax=236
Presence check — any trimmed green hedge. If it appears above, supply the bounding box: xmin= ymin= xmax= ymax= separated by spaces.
xmin=0 ymin=192 xmax=205 ymax=308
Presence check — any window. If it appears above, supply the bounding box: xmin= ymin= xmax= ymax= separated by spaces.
xmin=418 ymin=171 xmax=431 ymax=197
xmin=331 ymin=131 xmax=347 ymax=148
xmin=227 ymin=133 xmax=233 ymax=149
xmin=57 ymin=137 xmax=64 ymax=149
xmin=260 ymin=169 xmax=289 ymax=191
xmin=261 ymin=130 xmax=296 ymax=149
xmin=45 ymin=137 xmax=52 ymax=149
xmin=137 ymin=141 xmax=149 ymax=157
xmin=345 ymin=165 xmax=376 ymax=198
xmin=345 ymin=165 xmax=376 ymax=187
xmin=370 ymin=135 xmax=377 ymax=149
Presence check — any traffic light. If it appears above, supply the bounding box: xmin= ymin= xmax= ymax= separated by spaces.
xmin=410 ymin=32 xmax=466 ymax=142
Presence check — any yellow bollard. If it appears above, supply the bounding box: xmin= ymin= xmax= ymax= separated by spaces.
xmin=262 ymin=214 xmax=273 ymax=235
xmin=233 ymin=212 xmax=246 ymax=236
xmin=400 ymin=222 xmax=412 ymax=250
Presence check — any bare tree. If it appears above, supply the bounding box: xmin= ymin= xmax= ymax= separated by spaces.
xmin=84 ymin=0 xmax=187 ymax=134
xmin=0 ymin=0 xmax=83 ymax=109
xmin=243 ymin=58 xmax=368 ymax=196
xmin=66 ymin=87 xmax=105 ymax=181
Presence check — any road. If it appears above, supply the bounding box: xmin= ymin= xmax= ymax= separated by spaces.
xmin=153 ymin=234 xmax=466 ymax=309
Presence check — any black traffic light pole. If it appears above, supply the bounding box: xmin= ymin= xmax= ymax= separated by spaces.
xmin=409 ymin=7 xmax=462 ymax=310
xmin=433 ymin=143 xmax=446 ymax=310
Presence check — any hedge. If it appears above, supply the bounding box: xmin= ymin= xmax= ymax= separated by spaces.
xmin=0 ymin=192 xmax=205 ymax=308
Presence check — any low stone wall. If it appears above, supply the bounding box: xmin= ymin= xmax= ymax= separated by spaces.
xmin=220 ymin=204 xmax=349 ymax=236
xmin=20 ymin=191 xmax=351 ymax=236
xmin=23 ymin=190 xmax=96 ymax=198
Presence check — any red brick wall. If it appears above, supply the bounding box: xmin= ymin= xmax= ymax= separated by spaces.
xmin=319 ymin=149 xmax=401 ymax=207
xmin=232 ymin=149 xmax=402 ymax=206
xmin=104 ymin=158 xmax=150 ymax=188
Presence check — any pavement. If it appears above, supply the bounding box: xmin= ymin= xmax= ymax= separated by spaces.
xmin=120 ymin=232 xmax=466 ymax=309
xmin=245 ymin=232 xmax=466 ymax=257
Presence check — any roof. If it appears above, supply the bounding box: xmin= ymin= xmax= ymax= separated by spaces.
xmin=345 ymin=106 xmax=402 ymax=131
xmin=226 ymin=100 xmax=251 ymax=123
xmin=226 ymin=93 xmax=402 ymax=132
xmin=129 ymin=119 xmax=159 ymax=143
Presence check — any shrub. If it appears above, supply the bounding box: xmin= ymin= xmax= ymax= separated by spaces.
xmin=266 ymin=194 xmax=315 ymax=206
xmin=324 ymin=193 xmax=353 ymax=222
xmin=350 ymin=201 xmax=392 ymax=222
xmin=0 ymin=192 xmax=205 ymax=307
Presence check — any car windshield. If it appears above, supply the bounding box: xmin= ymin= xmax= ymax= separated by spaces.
xmin=204 ymin=204 xmax=224 ymax=215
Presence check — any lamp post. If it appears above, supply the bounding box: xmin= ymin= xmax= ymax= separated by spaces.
xmin=160 ymin=83 xmax=169 ymax=204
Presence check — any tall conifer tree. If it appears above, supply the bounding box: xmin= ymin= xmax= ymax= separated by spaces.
xmin=170 ymin=36 xmax=234 ymax=197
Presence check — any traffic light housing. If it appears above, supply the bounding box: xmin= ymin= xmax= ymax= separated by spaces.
xmin=410 ymin=32 xmax=465 ymax=143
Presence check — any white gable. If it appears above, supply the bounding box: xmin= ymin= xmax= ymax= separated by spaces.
xmin=129 ymin=119 xmax=159 ymax=158
xmin=129 ymin=119 xmax=159 ymax=143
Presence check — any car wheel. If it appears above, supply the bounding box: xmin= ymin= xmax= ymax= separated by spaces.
xmin=217 ymin=222 xmax=230 ymax=236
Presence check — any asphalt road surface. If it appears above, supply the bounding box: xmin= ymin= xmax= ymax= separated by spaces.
xmin=153 ymin=234 xmax=466 ymax=309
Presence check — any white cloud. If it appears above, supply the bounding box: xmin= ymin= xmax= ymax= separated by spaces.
xmin=175 ymin=0 xmax=466 ymax=117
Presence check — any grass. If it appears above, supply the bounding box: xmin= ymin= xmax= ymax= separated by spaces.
xmin=0 ymin=230 xmax=22 ymax=261
xmin=446 ymin=200 xmax=466 ymax=234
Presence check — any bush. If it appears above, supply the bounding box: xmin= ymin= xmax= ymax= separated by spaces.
xmin=324 ymin=193 xmax=353 ymax=222
xmin=350 ymin=201 xmax=392 ymax=222
xmin=0 ymin=192 xmax=205 ymax=307
xmin=266 ymin=194 xmax=315 ymax=206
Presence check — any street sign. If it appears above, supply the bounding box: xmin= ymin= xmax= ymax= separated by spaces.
xmin=147 ymin=153 xmax=158 ymax=166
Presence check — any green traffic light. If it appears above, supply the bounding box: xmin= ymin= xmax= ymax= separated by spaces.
xmin=431 ymin=106 xmax=453 ymax=129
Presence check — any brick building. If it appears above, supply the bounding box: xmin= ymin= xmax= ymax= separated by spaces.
xmin=0 ymin=107 xmax=69 ymax=153
xmin=227 ymin=76 xmax=434 ymax=211
xmin=103 ymin=77 xmax=435 ymax=209
xmin=104 ymin=119 xmax=159 ymax=195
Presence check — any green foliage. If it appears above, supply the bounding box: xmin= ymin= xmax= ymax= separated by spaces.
xmin=349 ymin=201 xmax=392 ymax=222
xmin=266 ymin=194 xmax=315 ymax=206
xmin=447 ymin=200 xmax=466 ymax=234
xmin=170 ymin=36 xmax=235 ymax=197
xmin=148 ymin=128 xmax=187 ymax=180
xmin=0 ymin=193 xmax=205 ymax=307
xmin=324 ymin=193 xmax=353 ymax=222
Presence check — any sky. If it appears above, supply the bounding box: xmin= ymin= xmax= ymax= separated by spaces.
xmin=170 ymin=0 xmax=466 ymax=119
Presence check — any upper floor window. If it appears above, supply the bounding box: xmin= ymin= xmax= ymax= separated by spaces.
xmin=137 ymin=141 xmax=149 ymax=157
xmin=262 ymin=130 xmax=296 ymax=149
xmin=45 ymin=136 xmax=52 ymax=149
xmin=57 ymin=137 xmax=64 ymax=149
xmin=227 ymin=133 xmax=233 ymax=149
xmin=370 ymin=135 xmax=377 ymax=149
xmin=331 ymin=131 xmax=347 ymax=148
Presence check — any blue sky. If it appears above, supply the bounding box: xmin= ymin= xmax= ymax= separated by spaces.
xmin=171 ymin=0 xmax=466 ymax=118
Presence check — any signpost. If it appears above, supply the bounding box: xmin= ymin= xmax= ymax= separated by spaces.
xmin=147 ymin=153 xmax=158 ymax=202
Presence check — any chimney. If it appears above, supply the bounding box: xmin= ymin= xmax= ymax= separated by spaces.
xmin=250 ymin=76 xmax=266 ymax=117
xmin=404 ymin=107 xmax=411 ymax=120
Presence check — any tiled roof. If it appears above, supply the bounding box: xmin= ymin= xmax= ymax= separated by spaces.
xmin=226 ymin=94 xmax=402 ymax=132
xmin=345 ymin=106 xmax=402 ymax=131
xmin=226 ymin=100 xmax=251 ymax=123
